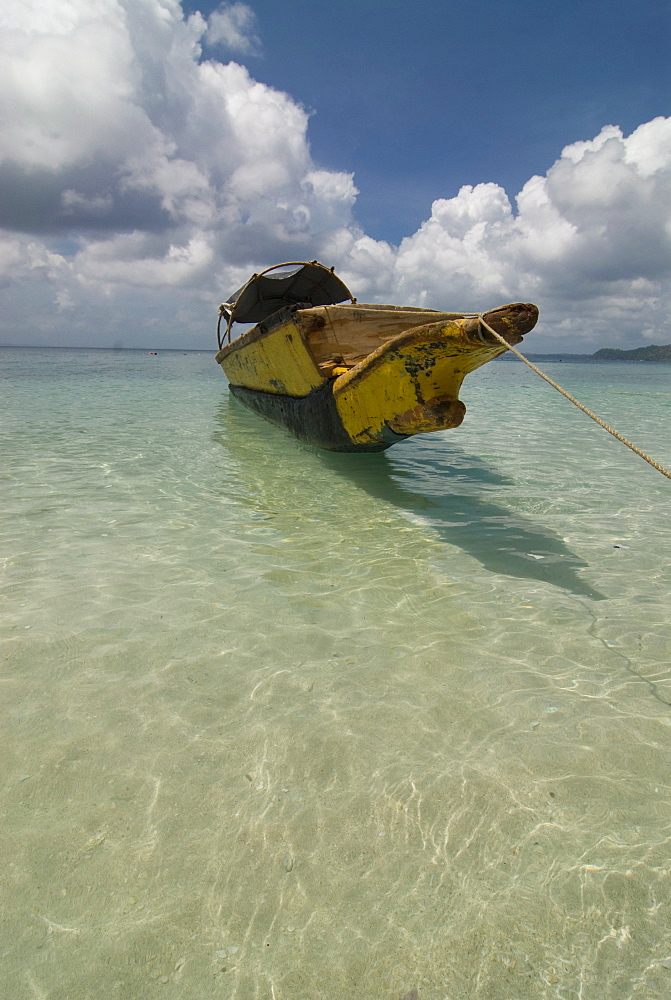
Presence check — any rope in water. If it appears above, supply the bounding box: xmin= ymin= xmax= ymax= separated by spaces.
xmin=477 ymin=316 xmax=671 ymax=481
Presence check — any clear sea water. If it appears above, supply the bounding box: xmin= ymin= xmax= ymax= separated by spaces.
xmin=2 ymin=346 xmax=670 ymax=1000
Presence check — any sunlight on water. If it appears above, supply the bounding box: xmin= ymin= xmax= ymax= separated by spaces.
xmin=2 ymin=347 xmax=671 ymax=999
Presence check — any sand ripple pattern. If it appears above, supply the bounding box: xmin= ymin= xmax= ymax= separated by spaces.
xmin=2 ymin=348 xmax=671 ymax=999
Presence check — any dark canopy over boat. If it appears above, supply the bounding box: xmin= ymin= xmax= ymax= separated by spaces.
xmin=218 ymin=261 xmax=355 ymax=345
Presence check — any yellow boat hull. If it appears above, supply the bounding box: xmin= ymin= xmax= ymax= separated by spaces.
xmin=216 ymin=303 xmax=538 ymax=451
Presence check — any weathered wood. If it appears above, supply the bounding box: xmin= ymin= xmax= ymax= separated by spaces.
xmin=298 ymin=304 xmax=470 ymax=370
xmin=461 ymin=303 xmax=539 ymax=345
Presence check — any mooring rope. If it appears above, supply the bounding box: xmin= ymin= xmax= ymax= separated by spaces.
xmin=477 ymin=316 xmax=671 ymax=481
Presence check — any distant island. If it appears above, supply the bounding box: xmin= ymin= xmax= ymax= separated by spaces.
xmin=592 ymin=344 xmax=671 ymax=361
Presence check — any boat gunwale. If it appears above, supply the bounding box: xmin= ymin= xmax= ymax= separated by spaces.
xmin=214 ymin=302 xmax=479 ymax=366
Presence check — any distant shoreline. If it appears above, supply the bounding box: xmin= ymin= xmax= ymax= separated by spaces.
xmin=2 ymin=344 xmax=671 ymax=363
xmin=518 ymin=352 xmax=671 ymax=363
xmin=0 ymin=344 xmax=210 ymax=353
xmin=591 ymin=344 xmax=671 ymax=361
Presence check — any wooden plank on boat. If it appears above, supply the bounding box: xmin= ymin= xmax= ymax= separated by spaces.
xmin=299 ymin=304 xmax=471 ymax=367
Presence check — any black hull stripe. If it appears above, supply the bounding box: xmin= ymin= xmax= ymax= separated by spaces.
xmin=228 ymin=382 xmax=406 ymax=452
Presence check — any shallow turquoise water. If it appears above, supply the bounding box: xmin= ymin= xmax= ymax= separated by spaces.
xmin=2 ymin=347 xmax=671 ymax=999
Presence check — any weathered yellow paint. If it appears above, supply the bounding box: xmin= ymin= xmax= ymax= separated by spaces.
xmin=215 ymin=317 xmax=326 ymax=396
xmin=332 ymin=319 xmax=505 ymax=445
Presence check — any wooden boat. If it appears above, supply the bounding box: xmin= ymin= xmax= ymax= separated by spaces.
xmin=215 ymin=261 xmax=538 ymax=452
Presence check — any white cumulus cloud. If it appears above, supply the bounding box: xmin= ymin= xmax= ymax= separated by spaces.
xmin=205 ymin=2 xmax=261 ymax=56
xmin=334 ymin=119 xmax=671 ymax=349
xmin=0 ymin=0 xmax=669 ymax=351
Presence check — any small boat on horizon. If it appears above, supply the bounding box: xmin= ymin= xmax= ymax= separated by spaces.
xmin=214 ymin=261 xmax=538 ymax=452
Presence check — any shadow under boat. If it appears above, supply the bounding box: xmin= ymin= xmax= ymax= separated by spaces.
xmin=214 ymin=396 xmax=606 ymax=601
xmin=320 ymin=446 xmax=606 ymax=600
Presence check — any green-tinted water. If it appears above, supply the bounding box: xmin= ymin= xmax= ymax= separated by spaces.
xmin=2 ymin=348 xmax=670 ymax=999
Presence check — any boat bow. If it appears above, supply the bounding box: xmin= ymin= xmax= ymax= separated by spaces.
xmin=331 ymin=303 xmax=539 ymax=445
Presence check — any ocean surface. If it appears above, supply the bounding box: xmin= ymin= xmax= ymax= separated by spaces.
xmin=2 ymin=345 xmax=670 ymax=1000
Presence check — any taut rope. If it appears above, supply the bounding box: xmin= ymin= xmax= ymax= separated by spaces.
xmin=478 ymin=316 xmax=671 ymax=481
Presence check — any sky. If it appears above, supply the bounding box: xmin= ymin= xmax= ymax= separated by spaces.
xmin=1 ymin=0 xmax=670 ymax=351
